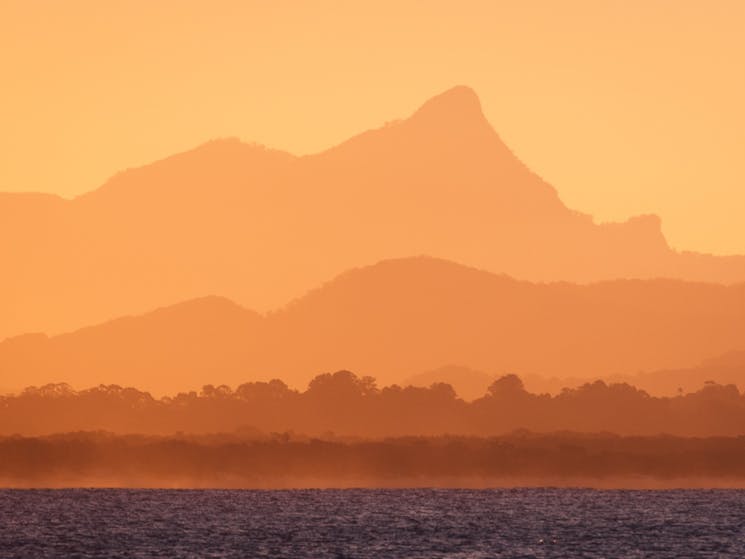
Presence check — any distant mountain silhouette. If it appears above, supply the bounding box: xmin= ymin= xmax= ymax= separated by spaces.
xmin=404 ymin=366 xmax=498 ymax=401
xmin=2 ymin=257 xmax=743 ymax=395
xmin=520 ymin=351 xmax=745 ymax=396
xmin=429 ymin=351 xmax=745 ymax=398
xmin=606 ymin=350 xmax=745 ymax=396
xmin=2 ymin=86 xmax=744 ymax=339
xmin=403 ymin=365 xmax=585 ymax=400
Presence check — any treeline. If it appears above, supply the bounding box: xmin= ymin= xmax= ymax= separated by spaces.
xmin=3 ymin=371 xmax=745 ymax=437
xmin=4 ymin=432 xmax=745 ymax=488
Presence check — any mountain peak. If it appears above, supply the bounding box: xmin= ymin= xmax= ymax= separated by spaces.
xmin=410 ymin=86 xmax=487 ymax=126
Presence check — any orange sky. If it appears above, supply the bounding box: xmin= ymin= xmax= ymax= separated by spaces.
xmin=2 ymin=0 xmax=743 ymax=254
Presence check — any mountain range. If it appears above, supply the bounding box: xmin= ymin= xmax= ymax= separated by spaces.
xmin=406 ymin=352 xmax=745 ymax=400
xmin=2 ymin=257 xmax=743 ymax=395
xmin=3 ymin=86 xmax=745 ymax=340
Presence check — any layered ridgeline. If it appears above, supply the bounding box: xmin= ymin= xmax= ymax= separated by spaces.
xmin=2 ymin=257 xmax=744 ymax=395
xmin=407 ymin=352 xmax=745 ymax=399
xmin=2 ymin=86 xmax=745 ymax=339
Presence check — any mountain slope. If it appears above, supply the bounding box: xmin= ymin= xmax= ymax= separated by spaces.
xmin=2 ymin=257 xmax=743 ymax=395
xmin=2 ymin=86 xmax=744 ymax=339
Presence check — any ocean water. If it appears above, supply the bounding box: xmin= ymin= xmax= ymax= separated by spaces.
xmin=1 ymin=488 xmax=744 ymax=558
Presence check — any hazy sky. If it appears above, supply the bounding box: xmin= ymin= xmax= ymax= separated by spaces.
xmin=2 ymin=0 xmax=743 ymax=254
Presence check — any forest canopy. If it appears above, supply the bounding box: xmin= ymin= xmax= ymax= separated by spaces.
xmin=2 ymin=371 xmax=744 ymax=437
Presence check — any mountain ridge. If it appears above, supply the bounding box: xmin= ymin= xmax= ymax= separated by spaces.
xmin=2 ymin=256 xmax=743 ymax=396
xmin=1 ymin=86 xmax=744 ymax=340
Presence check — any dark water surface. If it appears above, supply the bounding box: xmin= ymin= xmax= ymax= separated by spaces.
xmin=1 ymin=488 xmax=744 ymax=558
